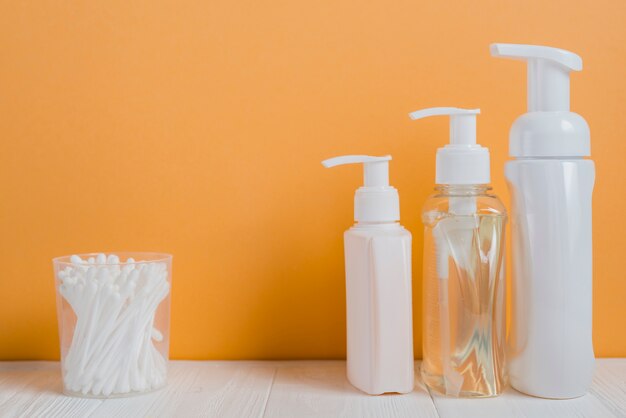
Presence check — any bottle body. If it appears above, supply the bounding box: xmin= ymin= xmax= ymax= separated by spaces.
xmin=344 ymin=223 xmax=414 ymax=395
xmin=421 ymin=185 xmax=507 ymax=397
xmin=506 ymin=158 xmax=595 ymax=399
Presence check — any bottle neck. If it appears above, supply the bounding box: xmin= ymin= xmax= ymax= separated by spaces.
xmin=353 ymin=221 xmax=400 ymax=229
xmin=435 ymin=184 xmax=491 ymax=196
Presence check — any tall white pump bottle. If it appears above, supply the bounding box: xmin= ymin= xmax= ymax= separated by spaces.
xmin=322 ymin=155 xmax=414 ymax=395
xmin=491 ymin=43 xmax=595 ymax=399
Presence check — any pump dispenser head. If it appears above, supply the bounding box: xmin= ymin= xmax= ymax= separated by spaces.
xmin=491 ymin=43 xmax=590 ymax=157
xmin=322 ymin=155 xmax=399 ymax=223
xmin=409 ymin=107 xmax=489 ymax=185
xmin=491 ymin=43 xmax=581 ymax=112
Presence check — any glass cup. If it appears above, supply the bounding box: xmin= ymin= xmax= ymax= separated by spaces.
xmin=53 ymin=252 xmax=172 ymax=398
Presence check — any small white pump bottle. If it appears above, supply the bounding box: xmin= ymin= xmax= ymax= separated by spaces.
xmin=322 ymin=155 xmax=414 ymax=395
xmin=409 ymin=107 xmax=507 ymax=398
xmin=491 ymin=44 xmax=595 ymax=399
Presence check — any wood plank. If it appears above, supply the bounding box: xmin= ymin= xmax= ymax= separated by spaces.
xmin=88 ymin=361 xmax=276 ymax=418
xmin=0 ymin=359 xmax=623 ymax=417
xmin=263 ymin=360 xmax=439 ymax=418
xmin=429 ymin=359 xmax=624 ymax=418
xmin=589 ymin=358 xmax=626 ymax=417
xmin=0 ymin=362 xmax=53 ymax=408
xmin=0 ymin=362 xmax=101 ymax=417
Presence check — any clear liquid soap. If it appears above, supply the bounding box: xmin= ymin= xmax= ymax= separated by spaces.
xmin=421 ymin=185 xmax=506 ymax=397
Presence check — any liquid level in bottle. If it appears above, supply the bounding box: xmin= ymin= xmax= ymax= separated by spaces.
xmin=422 ymin=212 xmax=506 ymax=397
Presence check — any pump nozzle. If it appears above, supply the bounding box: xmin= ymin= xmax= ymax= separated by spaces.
xmin=410 ymin=107 xmax=480 ymax=146
xmin=490 ymin=43 xmax=590 ymax=157
xmin=490 ymin=43 xmax=582 ymax=112
xmin=408 ymin=107 xmax=489 ymax=185
xmin=322 ymin=155 xmax=391 ymax=187
xmin=322 ymin=155 xmax=399 ymax=223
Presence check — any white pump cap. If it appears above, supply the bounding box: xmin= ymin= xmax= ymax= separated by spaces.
xmin=491 ymin=43 xmax=590 ymax=157
xmin=322 ymin=155 xmax=400 ymax=223
xmin=409 ymin=107 xmax=490 ymax=185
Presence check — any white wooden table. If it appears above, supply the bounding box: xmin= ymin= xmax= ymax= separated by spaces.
xmin=0 ymin=360 xmax=624 ymax=417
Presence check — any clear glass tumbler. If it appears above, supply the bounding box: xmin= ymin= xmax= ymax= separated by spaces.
xmin=53 ymin=252 xmax=172 ymax=398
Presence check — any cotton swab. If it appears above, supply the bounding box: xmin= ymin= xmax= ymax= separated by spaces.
xmin=57 ymin=253 xmax=169 ymax=397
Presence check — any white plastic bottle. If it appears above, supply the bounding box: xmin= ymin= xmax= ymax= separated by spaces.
xmin=322 ymin=155 xmax=414 ymax=395
xmin=491 ymin=43 xmax=595 ymax=399
xmin=409 ymin=107 xmax=507 ymax=397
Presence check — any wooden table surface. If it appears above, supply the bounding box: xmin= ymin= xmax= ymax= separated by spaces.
xmin=0 ymin=360 xmax=624 ymax=417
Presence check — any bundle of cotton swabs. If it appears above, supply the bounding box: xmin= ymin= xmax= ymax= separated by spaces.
xmin=57 ymin=254 xmax=170 ymax=396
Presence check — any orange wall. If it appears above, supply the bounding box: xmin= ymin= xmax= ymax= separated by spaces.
xmin=1 ymin=1 xmax=625 ymax=360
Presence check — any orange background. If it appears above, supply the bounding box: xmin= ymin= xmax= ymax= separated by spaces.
xmin=1 ymin=1 xmax=625 ymax=360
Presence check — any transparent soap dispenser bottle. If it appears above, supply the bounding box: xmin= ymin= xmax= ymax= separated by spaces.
xmin=409 ymin=107 xmax=507 ymax=397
